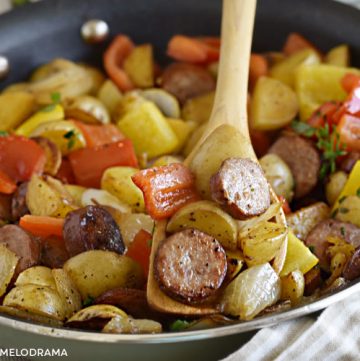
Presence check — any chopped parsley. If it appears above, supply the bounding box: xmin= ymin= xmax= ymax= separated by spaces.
xmin=169 ymin=319 xmax=191 ymax=332
xmin=340 ymin=226 xmax=346 ymax=237
xmin=63 ymin=130 xmax=78 ymax=150
xmin=0 ymin=131 xmax=9 ymax=137
xmin=82 ymin=296 xmax=95 ymax=307
xmin=291 ymin=121 xmax=347 ymax=180
xmin=356 ymin=188 xmax=360 ymax=198
xmin=41 ymin=92 xmax=61 ymax=113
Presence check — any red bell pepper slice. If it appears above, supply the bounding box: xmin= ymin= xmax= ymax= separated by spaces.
xmin=69 ymin=139 xmax=138 ymax=188
xmin=132 ymin=163 xmax=199 ymax=220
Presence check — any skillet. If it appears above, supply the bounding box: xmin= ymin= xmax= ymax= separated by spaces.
xmin=1 ymin=0 xmax=360 ymax=360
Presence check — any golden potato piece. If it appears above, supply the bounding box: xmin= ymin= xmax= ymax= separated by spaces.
xmin=325 ymin=44 xmax=350 ymax=67
xmin=250 ymin=77 xmax=299 ymax=131
xmin=0 ymin=305 xmax=63 ymax=327
xmin=152 ymin=155 xmax=183 ymax=167
xmin=64 ymin=250 xmax=144 ymax=299
xmin=280 ymin=270 xmax=305 ymax=305
xmin=52 ymin=269 xmax=82 ymax=318
xmin=167 ymin=118 xmax=197 ymax=154
xmin=167 ymin=200 xmax=238 ymax=250
xmin=326 ymin=171 xmax=348 ymax=206
xmin=64 ymin=185 xmax=86 ymax=207
xmin=67 ymin=305 xmax=127 ymax=324
xmin=335 ymin=195 xmax=360 ymax=228
xmin=3 ymin=284 xmax=66 ymax=320
xmin=101 ymin=167 xmax=145 ymax=213
xmin=103 ymin=315 xmax=162 ymax=334
xmin=15 ymin=266 xmax=57 ymax=290
xmin=0 ymin=244 xmax=18 ymax=297
xmin=0 ymin=92 xmax=35 ymax=131
xmin=123 ymin=44 xmax=154 ymax=88
xmin=295 ymin=64 xmax=360 ymax=120
xmin=270 ymin=48 xmax=321 ymax=88
xmin=286 ymin=202 xmax=330 ymax=241
xmin=97 ymin=79 xmax=123 ymax=115
xmin=182 ymin=91 xmax=215 ymax=124
xmin=26 ymin=175 xmax=77 ymax=218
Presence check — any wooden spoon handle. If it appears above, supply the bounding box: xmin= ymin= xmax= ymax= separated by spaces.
xmin=191 ymin=0 xmax=257 ymax=152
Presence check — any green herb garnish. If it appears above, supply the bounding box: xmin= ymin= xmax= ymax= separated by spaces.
xmin=82 ymin=296 xmax=95 ymax=307
xmin=41 ymin=92 xmax=61 ymax=113
xmin=63 ymin=130 xmax=78 ymax=150
xmin=339 ymin=207 xmax=349 ymax=214
xmin=338 ymin=195 xmax=347 ymax=204
xmin=0 ymin=131 xmax=9 ymax=137
xmin=291 ymin=121 xmax=347 ymax=180
xmin=356 ymin=187 xmax=360 ymax=198
xmin=170 ymin=319 xmax=191 ymax=332
xmin=340 ymin=226 xmax=346 ymax=237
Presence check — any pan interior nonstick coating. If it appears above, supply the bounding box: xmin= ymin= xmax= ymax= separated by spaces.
xmin=0 ymin=0 xmax=360 ymax=90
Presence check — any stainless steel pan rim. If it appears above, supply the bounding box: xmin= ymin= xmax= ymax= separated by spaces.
xmin=0 ymin=279 xmax=359 ymax=344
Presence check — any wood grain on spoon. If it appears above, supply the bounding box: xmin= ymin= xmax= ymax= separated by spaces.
xmin=147 ymin=0 xmax=286 ymax=315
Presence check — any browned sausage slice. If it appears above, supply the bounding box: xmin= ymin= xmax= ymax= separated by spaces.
xmin=11 ymin=182 xmax=29 ymax=221
xmin=95 ymin=288 xmax=161 ymax=320
xmin=40 ymin=236 xmax=70 ymax=269
xmin=154 ymin=228 xmax=227 ymax=304
xmin=160 ymin=63 xmax=215 ymax=104
xmin=305 ymin=219 xmax=360 ymax=270
xmin=343 ymin=246 xmax=360 ymax=281
xmin=210 ymin=158 xmax=270 ymax=219
xmin=269 ymin=135 xmax=320 ymax=199
xmin=0 ymin=224 xmax=40 ymax=275
xmin=63 ymin=205 xmax=125 ymax=257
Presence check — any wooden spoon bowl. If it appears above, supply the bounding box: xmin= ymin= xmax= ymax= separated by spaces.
xmin=147 ymin=0 xmax=287 ymax=315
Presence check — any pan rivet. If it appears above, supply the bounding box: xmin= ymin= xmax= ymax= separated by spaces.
xmin=81 ymin=19 xmax=109 ymax=44
xmin=0 ymin=56 xmax=9 ymax=80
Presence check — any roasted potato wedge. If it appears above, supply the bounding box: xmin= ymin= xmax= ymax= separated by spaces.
xmin=141 ymin=88 xmax=180 ymax=118
xmin=64 ymin=185 xmax=86 ymax=207
xmin=181 ymin=91 xmax=215 ymax=124
xmin=3 ymin=284 xmax=66 ymax=320
xmin=103 ymin=315 xmax=162 ymax=334
xmin=251 ymin=77 xmax=299 ymax=131
xmin=152 ymin=155 xmax=183 ymax=167
xmin=31 ymin=136 xmax=62 ymax=176
xmin=15 ymin=266 xmax=57 ymax=289
xmin=167 ymin=118 xmax=198 ymax=154
xmin=65 ymin=95 xmax=110 ymax=125
xmin=324 ymin=44 xmax=350 ymax=67
xmin=64 ymin=250 xmax=144 ymax=299
xmin=0 ymin=244 xmax=19 ymax=297
xmin=0 ymin=305 xmax=63 ymax=327
xmin=280 ymin=270 xmax=305 ymax=305
xmin=0 ymin=92 xmax=35 ymax=131
xmin=326 ymin=171 xmax=348 ymax=206
xmin=334 ymin=195 xmax=360 ymax=227
xmin=97 ymin=79 xmax=123 ymax=115
xmin=101 ymin=167 xmax=145 ymax=213
xmin=167 ymin=200 xmax=238 ymax=250
xmin=26 ymin=175 xmax=77 ymax=218
xmin=123 ymin=44 xmax=154 ymax=88
xmin=286 ymin=202 xmax=330 ymax=240
xmin=52 ymin=268 xmax=82 ymax=318
xmin=270 ymin=48 xmax=321 ymax=88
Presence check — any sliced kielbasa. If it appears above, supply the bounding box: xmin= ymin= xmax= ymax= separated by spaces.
xmin=269 ymin=135 xmax=320 ymax=199
xmin=95 ymin=288 xmax=161 ymax=320
xmin=343 ymin=246 xmax=360 ymax=281
xmin=40 ymin=236 xmax=70 ymax=268
xmin=0 ymin=224 xmax=40 ymax=276
xmin=63 ymin=205 xmax=125 ymax=257
xmin=11 ymin=182 xmax=29 ymax=221
xmin=305 ymin=219 xmax=360 ymax=270
xmin=154 ymin=228 xmax=227 ymax=304
xmin=160 ymin=63 xmax=215 ymax=104
xmin=210 ymin=157 xmax=270 ymax=219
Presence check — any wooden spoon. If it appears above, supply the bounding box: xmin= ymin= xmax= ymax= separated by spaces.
xmin=147 ymin=0 xmax=287 ymax=315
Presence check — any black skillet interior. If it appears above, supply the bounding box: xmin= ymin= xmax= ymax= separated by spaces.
xmin=1 ymin=0 xmax=360 ymax=91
